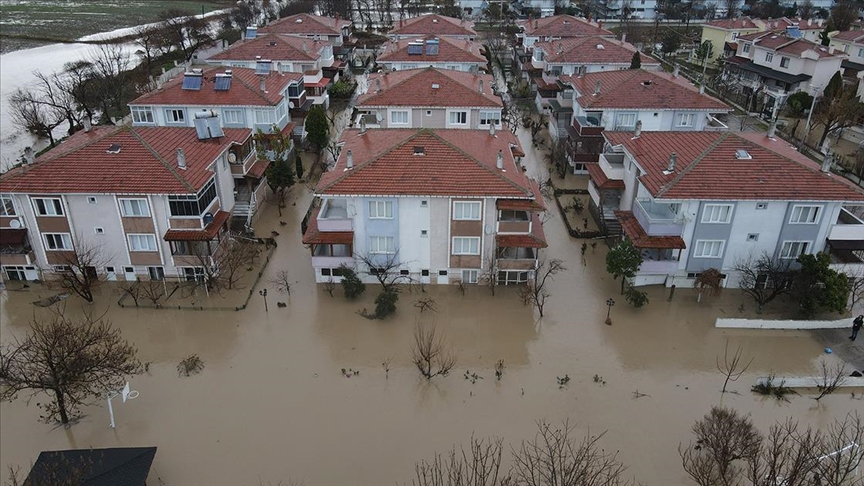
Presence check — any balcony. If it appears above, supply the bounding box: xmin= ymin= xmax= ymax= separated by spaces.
xmin=633 ymin=199 xmax=684 ymax=236
xmin=229 ymin=148 xmax=257 ymax=176
xmin=572 ymin=116 xmax=605 ymax=137
xmin=497 ymin=247 xmax=538 ymax=270
xmin=639 ymin=257 xmax=680 ymax=274
xmin=354 ymin=113 xmax=381 ymax=129
xmin=828 ymin=207 xmax=864 ymax=241
xmin=704 ymin=114 xmax=729 ymax=131
xmin=599 ymin=153 xmax=625 ymax=180
xmin=317 ymin=199 xmax=353 ymax=231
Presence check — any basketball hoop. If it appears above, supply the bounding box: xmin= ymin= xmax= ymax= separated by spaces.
xmin=108 ymin=381 xmax=139 ymax=428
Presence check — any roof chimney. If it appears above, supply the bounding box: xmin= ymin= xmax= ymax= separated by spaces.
xmin=534 ymin=19 xmax=539 ymax=29
xmin=632 ymin=120 xmax=642 ymax=138
xmin=621 ymin=33 xmax=627 ymax=44
xmin=360 ymin=117 xmax=367 ymax=134
xmin=665 ymin=152 xmax=677 ymax=173
xmin=346 ymin=149 xmax=354 ymax=169
xmin=821 ymin=153 xmax=833 ymax=173
xmin=767 ymin=120 xmax=777 ymax=138
xmin=699 ymin=83 xmax=705 ymax=95
xmin=260 ymin=78 xmax=267 ymax=92
xmin=176 ymin=148 xmax=187 ymax=170
xmin=376 ymin=78 xmax=382 ymax=92
xmin=83 ymin=117 xmax=91 ymax=132
xmin=496 ymin=149 xmax=504 ymax=169
xmin=479 ymin=79 xmax=484 ymax=93
xmin=23 ymin=146 xmax=34 ymax=165
xmin=594 ymin=80 xmax=601 ymax=95
xmin=490 ymin=122 xmax=496 ymax=136
xmin=673 ymin=64 xmax=680 ymax=77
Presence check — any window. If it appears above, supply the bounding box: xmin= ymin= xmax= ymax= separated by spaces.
xmin=275 ymin=102 xmax=286 ymax=121
xmin=254 ymin=109 xmax=275 ymax=125
xmin=438 ymin=270 xmax=448 ymax=276
xmin=780 ymin=56 xmax=790 ymax=68
xmin=731 ymin=32 xmax=739 ymax=39
xmin=453 ymin=201 xmax=481 ymax=220
xmin=746 ymin=233 xmax=759 ymax=242
xmin=859 ymin=48 xmax=864 ymax=58
xmin=497 ymin=270 xmax=529 ymax=285
xmin=676 ymin=113 xmax=696 ymax=127
xmin=390 ymin=110 xmax=409 ymax=125
xmin=106 ymin=266 xmax=115 ymax=273
xmin=223 ymin=109 xmax=243 ymax=124
xmin=287 ymin=83 xmax=303 ymax=98
xmin=479 ymin=111 xmax=501 ymax=126
xmin=422 ymin=269 xmax=430 ymax=276
xmin=44 ymin=233 xmax=73 ymax=251
xmin=756 ymin=202 xmax=768 ymax=210
xmin=499 ymin=210 xmax=530 ymax=221
xmin=87 ymin=196 xmax=97 ymax=204
xmin=400 ymin=269 xmax=410 ymax=276
xmin=94 ymin=227 xmax=105 ymax=235
xmin=171 ymin=240 xmax=210 ymax=256
xmin=743 ymin=43 xmax=751 ymax=53
xmin=426 ymin=110 xmax=432 ymax=116
xmin=148 ymin=266 xmax=165 ymax=281
xmin=128 ymin=234 xmax=158 ymax=252
xmin=449 ymin=111 xmax=468 ymax=125
xmin=369 ymin=236 xmax=395 ymax=254
xmin=701 ymin=204 xmax=733 ymax=223
xmin=131 ymin=106 xmax=154 ymax=124
xmin=452 ymin=237 xmax=480 ymax=255
xmin=420 ymin=230 xmax=428 ymax=237
xmin=0 ymin=195 xmax=15 ymax=216
xmin=789 ymin=205 xmax=820 ymax=224
xmin=693 ymin=240 xmax=724 ymax=258
xmin=53 ymin=265 xmax=71 ymax=272
xmin=321 ymin=267 xmax=346 ymax=278
xmin=368 ymin=200 xmax=394 ymax=219
xmin=119 ymin=198 xmax=150 ymax=217
xmin=616 ymin=113 xmax=637 ymax=129
xmin=765 ymin=52 xmax=774 ymax=63
xmin=462 ymin=269 xmax=479 ymax=284
xmin=780 ymin=241 xmax=811 ymax=259
xmin=33 ymin=198 xmax=63 ymax=216
xmin=168 ymin=179 xmax=217 ymax=217
xmin=165 ymin=109 xmax=185 ymax=124
xmin=420 ymin=200 xmax=428 ymax=207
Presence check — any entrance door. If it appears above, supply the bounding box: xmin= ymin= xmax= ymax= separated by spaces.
xmin=436 ymin=269 xmax=449 ymax=285
xmin=84 ymin=266 xmax=98 ymax=281
xmin=123 ymin=266 xmax=136 ymax=281
xmin=105 ymin=266 xmax=117 ymax=281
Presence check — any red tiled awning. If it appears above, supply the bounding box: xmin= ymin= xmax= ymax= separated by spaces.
xmin=587 ymin=164 xmax=625 ymax=190
xmin=305 ymin=77 xmax=331 ymax=89
xmin=247 ymin=159 xmax=270 ymax=179
xmin=280 ymin=122 xmax=297 ymax=136
xmin=614 ymin=210 xmax=686 ymax=249
xmin=163 ymin=210 xmax=230 ymax=241
xmin=0 ymin=228 xmax=27 ymax=246
xmin=496 ymin=212 xmax=548 ymax=248
xmin=497 ymin=180 xmax=547 ymax=211
xmin=302 ymin=207 xmax=354 ymax=245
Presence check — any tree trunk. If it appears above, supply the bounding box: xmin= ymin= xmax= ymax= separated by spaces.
xmin=620 ymin=276 xmax=626 ymax=295
xmin=54 ymin=388 xmax=69 ymax=424
xmin=819 ymin=125 xmax=831 ymax=148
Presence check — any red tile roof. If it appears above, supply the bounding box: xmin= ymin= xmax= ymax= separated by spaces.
xmin=0 ymin=126 xmax=251 ymax=195
xmin=378 ymin=36 xmax=486 ymax=64
xmin=390 ymin=14 xmax=476 ymax=37
xmin=518 ymin=15 xmax=614 ymax=38
xmin=496 ymin=213 xmax=548 ymax=248
xmin=534 ymin=37 xmax=661 ymax=65
xmin=603 ymin=131 xmax=864 ymax=202
xmin=302 ymin=207 xmax=354 ymax=244
xmin=560 ymin=69 xmax=729 ymax=111
xmin=316 ymin=129 xmax=536 ymax=198
xmin=258 ymin=13 xmax=350 ymax=36
xmin=587 ymin=163 xmax=625 ymax=190
xmin=615 ymin=210 xmax=686 ymax=249
xmin=247 ymin=159 xmax=270 ymax=179
xmin=209 ymin=34 xmax=329 ymax=62
xmin=497 ymin=179 xmax=547 ymax=211
xmin=832 ymin=30 xmax=864 ymax=43
xmin=738 ymin=32 xmax=840 ymax=58
xmin=358 ymin=68 xmax=501 ymax=108
xmin=163 ymin=211 xmax=230 ymax=241
xmin=130 ymin=67 xmax=302 ymax=107
xmin=704 ymin=17 xmax=762 ymax=30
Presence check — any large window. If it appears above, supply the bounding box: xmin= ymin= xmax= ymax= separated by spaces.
xmin=254 ymin=109 xmax=275 ymax=125
xmin=676 ymin=113 xmax=696 ymax=127
xmin=743 ymin=43 xmax=751 ymax=53
xmin=368 ymin=200 xmax=394 ymax=219
xmin=275 ymin=102 xmax=286 ymax=121
xmin=449 ymin=111 xmax=468 ymax=125
xmin=287 ymin=83 xmax=303 ymax=98
xmin=693 ymin=240 xmax=724 ymax=258
xmin=616 ymin=113 xmax=637 ymax=129
xmin=223 ymin=109 xmax=244 ymax=124
xmin=701 ymin=204 xmax=733 ymax=223
xmin=780 ymin=240 xmax=811 ymax=259
xmin=390 ymin=110 xmax=409 ymax=125
xmin=499 ymin=210 xmax=530 ymax=222
xmin=119 ymin=198 xmax=150 ymax=217
xmin=452 ymin=237 xmax=480 ymax=255
xmin=165 ymin=109 xmax=185 ymax=124
xmin=0 ymin=195 xmax=15 ymax=216
xmin=765 ymin=52 xmax=774 ymax=63
xmin=171 ymin=240 xmax=210 ymax=256
xmin=462 ymin=269 xmax=479 ymax=284
xmin=497 ymin=270 xmax=529 ymax=285
xmin=131 ymin=106 xmax=154 ymax=124
xmin=453 ymin=201 xmax=481 ymax=220
xmin=33 ymin=198 xmax=63 ymax=216
xmin=168 ymin=179 xmax=217 ymax=217
xmin=128 ymin=234 xmax=158 ymax=252
xmin=479 ymin=111 xmax=501 ymax=126
xmin=780 ymin=56 xmax=790 ymax=68
xmin=369 ymin=236 xmax=395 ymax=254
xmin=789 ymin=205 xmax=821 ymax=224
xmin=44 ymin=233 xmax=73 ymax=251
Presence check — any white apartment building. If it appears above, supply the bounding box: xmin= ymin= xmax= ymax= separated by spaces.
xmin=829 ymin=30 xmax=864 ymax=77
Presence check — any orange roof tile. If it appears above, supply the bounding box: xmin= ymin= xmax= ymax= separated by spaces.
xmin=704 ymin=17 xmax=762 ymax=30
xmin=604 ymin=131 xmax=864 ymax=202
xmin=0 ymin=126 xmax=251 ymax=195
xmin=210 ymin=34 xmax=329 ymax=62
xmin=832 ymin=30 xmax=864 ymax=43
xmin=258 ymin=13 xmax=350 ymax=36
xmin=130 ymin=67 xmax=302 ymax=107
xmin=302 ymin=207 xmax=354 ymax=245
xmin=358 ymin=68 xmax=501 ymax=108
xmin=738 ymin=31 xmax=840 ymax=58
xmin=615 ymin=210 xmax=686 ymax=249
xmin=518 ymin=15 xmax=614 ymax=38
xmin=496 ymin=213 xmax=548 ymax=248
xmin=390 ymin=14 xmax=476 ymax=37
xmin=587 ymin=163 xmax=625 ymax=190
xmin=534 ymin=37 xmax=661 ymax=65
xmin=316 ymin=129 xmax=536 ymax=198
xmin=560 ymin=69 xmax=729 ymax=111
xmin=378 ymin=36 xmax=486 ymax=64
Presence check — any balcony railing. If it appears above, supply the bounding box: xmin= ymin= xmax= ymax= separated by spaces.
xmin=704 ymin=114 xmax=729 ymax=131
xmin=572 ymin=116 xmax=605 ymax=137
xmin=599 ymin=153 xmax=625 ymax=180
xmin=639 ymin=259 xmax=679 ymax=274
xmin=317 ymin=199 xmax=352 ymax=231
xmin=829 ymin=207 xmax=864 ymax=241
xmin=633 ymin=199 xmax=684 ymax=236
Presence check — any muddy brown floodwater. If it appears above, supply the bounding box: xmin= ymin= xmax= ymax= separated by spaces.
xmin=1 ymin=139 xmax=861 ymax=485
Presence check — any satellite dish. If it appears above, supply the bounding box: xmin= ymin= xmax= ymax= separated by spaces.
xmin=484 ymin=225 xmax=493 ymax=235
xmin=375 ymin=112 xmax=383 ymax=122
xmin=228 ymin=153 xmax=237 ymax=163
xmin=289 ymin=101 xmax=295 ymax=109
xmin=9 ymin=219 xmax=21 ymax=228
xmin=203 ymin=213 xmax=214 ymax=225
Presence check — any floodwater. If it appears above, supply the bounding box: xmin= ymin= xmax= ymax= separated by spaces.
xmin=1 ymin=143 xmax=862 ymax=485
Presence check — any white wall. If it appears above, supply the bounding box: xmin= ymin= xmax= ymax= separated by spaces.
xmin=65 ymin=195 xmax=132 ymax=272
xmin=429 ymin=198 xmax=449 ymax=274
xmin=720 ymin=200 xmax=787 ymax=268
xmin=398 ymin=197 xmax=431 ymax=273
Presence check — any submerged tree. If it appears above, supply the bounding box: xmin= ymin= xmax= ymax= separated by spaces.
xmin=792 ymin=253 xmax=850 ymax=317
xmin=0 ymin=314 xmax=142 ymax=424
xmin=694 ymin=268 xmax=724 ymax=302
xmin=606 ymin=239 xmax=642 ymax=295
xmin=411 ymin=321 xmax=456 ymax=380
xmin=305 ymin=105 xmax=330 ymax=158
xmin=733 ymin=252 xmax=793 ymax=313
xmin=716 ymin=340 xmax=753 ymax=394
xmin=520 ymin=258 xmax=565 ymax=317
xmin=56 ymin=238 xmax=111 ymax=303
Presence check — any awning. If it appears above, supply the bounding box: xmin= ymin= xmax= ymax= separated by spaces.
xmin=615 ymin=210 xmax=686 ymax=249
xmin=497 ymin=180 xmax=546 ymax=211
xmin=246 ymin=159 xmax=270 ymax=179
xmin=495 ymin=213 xmax=548 ymax=248
xmin=828 ymin=239 xmax=864 ymax=251
xmin=163 ymin=210 xmax=230 ymax=241
xmin=0 ymin=228 xmax=27 ymax=246
xmin=302 ymin=207 xmax=354 ymax=245
xmin=587 ymin=164 xmax=625 ymax=190
xmin=842 ymin=59 xmax=864 ymax=71
xmin=724 ymin=41 xmax=738 ymax=52
xmin=729 ymin=59 xmax=811 ymax=85
xmin=305 ymin=77 xmax=331 ymax=89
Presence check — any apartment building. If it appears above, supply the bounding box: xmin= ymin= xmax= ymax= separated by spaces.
xmin=516 ymin=15 xmax=615 ymax=50
xmin=388 ymin=14 xmax=476 ymax=40
xmin=828 ymin=30 xmax=864 ymax=78
xmin=377 ymin=36 xmax=487 ymax=72
xmin=258 ymin=13 xmax=352 ymax=47
xmin=700 ymin=17 xmax=764 ymax=60
xmin=302 ymin=128 xmax=546 ymax=285
xmin=591 ymin=130 xmax=864 ymax=287
xmin=0 ymin=125 xmax=258 ymax=283
xmin=354 ymin=68 xmax=502 ymax=130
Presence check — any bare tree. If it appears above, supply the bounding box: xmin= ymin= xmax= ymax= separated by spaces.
xmin=479 ymin=254 xmax=498 ymax=296
xmin=411 ymin=321 xmax=456 ymax=379
xmin=520 ymin=258 xmax=565 ymax=317
xmin=158 ymin=9 xmax=214 ymax=63
xmin=0 ymin=313 xmax=142 ymax=424
xmin=734 ymin=252 xmax=793 ymax=313
xmin=744 ymin=418 xmax=822 ymax=486
xmin=716 ymin=340 xmax=753 ymax=394
xmin=356 ymin=250 xmax=411 ymax=292
xmin=87 ymin=44 xmax=133 ymax=118
xmin=813 ymin=84 xmax=864 ymax=149
xmin=8 ymin=88 xmax=64 ymax=146
xmin=546 ymin=137 xmax=570 ymax=179
xmin=815 ymin=411 xmax=864 ymax=486
xmin=119 ymin=278 xmax=142 ymax=307
xmin=814 ymin=358 xmax=849 ymax=401
xmin=680 ymin=407 xmax=762 ymax=486
xmin=56 ymin=238 xmax=110 ymax=303
xmin=413 ymin=436 xmax=507 ymax=486
xmin=194 ymin=237 xmax=261 ymax=292
xmin=270 ymin=269 xmax=292 ymax=295
xmin=722 ymin=0 xmax=738 ymax=18
xmin=694 ymin=268 xmax=723 ymax=303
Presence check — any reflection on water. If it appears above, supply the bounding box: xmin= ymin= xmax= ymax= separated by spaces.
xmin=0 ymin=183 xmax=859 ymax=486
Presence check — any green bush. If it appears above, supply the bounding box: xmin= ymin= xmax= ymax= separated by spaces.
xmin=625 ymin=286 xmax=649 ymax=308
xmin=340 ymin=265 xmax=366 ymax=299
xmin=374 ymin=289 xmax=399 ymax=318
xmin=328 ymin=81 xmax=357 ymax=99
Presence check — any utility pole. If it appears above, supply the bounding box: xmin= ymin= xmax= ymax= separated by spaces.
xmin=798 ymin=85 xmax=820 ymax=153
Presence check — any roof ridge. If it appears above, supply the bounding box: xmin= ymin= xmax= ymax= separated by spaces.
xmin=430 ymin=131 xmax=532 ymax=197
xmin=128 ymin=127 xmax=196 ymax=193
xmin=37 ymin=125 xmax=124 ymax=164
xmin=317 ymin=130 xmax=423 ymax=192
xmin=656 ymin=132 xmax=728 ymax=198
xmin=231 ymin=73 xmax=277 ymax=105
xmin=363 ymin=69 xmax=426 ymax=104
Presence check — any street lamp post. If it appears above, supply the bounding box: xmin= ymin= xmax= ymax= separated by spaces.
xmin=605 ymin=298 xmax=615 ymax=325
xmin=798 ymin=85 xmax=820 ymax=153
xmin=259 ymin=288 xmax=268 ymax=313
